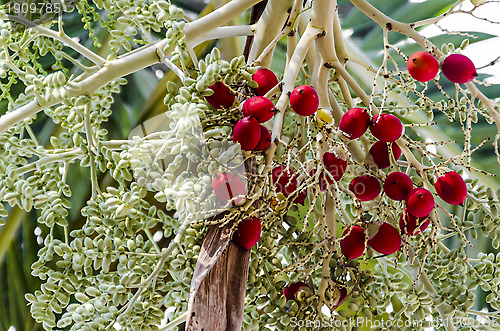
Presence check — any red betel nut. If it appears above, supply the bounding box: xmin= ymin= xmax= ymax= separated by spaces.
xmin=434 ymin=170 xmax=467 ymax=205
xmin=205 ymin=82 xmax=235 ymax=109
xmin=283 ymin=282 xmax=309 ymax=301
xmin=340 ymin=225 xmax=366 ymax=260
xmin=367 ymin=222 xmax=402 ymax=255
xmin=252 ymin=68 xmax=279 ymax=96
xmin=441 ymin=54 xmax=477 ymax=84
xmin=407 ymin=51 xmax=439 ymax=82
xmin=370 ymin=113 xmax=403 ymax=142
xmin=323 ymin=152 xmax=348 ymax=181
xmin=272 ymin=166 xmax=297 ymax=196
xmin=349 ymin=175 xmax=381 ymax=201
xmin=339 ymin=107 xmax=371 ymax=139
xmin=368 ymin=141 xmax=402 ymax=169
xmin=233 ymin=217 xmax=261 ymax=250
xmin=212 ymin=172 xmax=246 ymax=206
xmin=289 ymin=85 xmax=319 ymax=116
xmin=233 ymin=116 xmax=261 ymax=150
xmin=399 ymin=209 xmax=431 ymax=236
xmin=383 ymin=171 xmax=413 ymax=201
xmin=242 ymin=96 xmax=275 ymax=123
xmin=406 ymin=187 xmax=434 ymax=218
xmin=254 ymin=125 xmax=272 ymax=151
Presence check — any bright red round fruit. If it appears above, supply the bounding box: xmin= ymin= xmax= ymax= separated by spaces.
xmin=233 ymin=217 xmax=261 ymax=250
xmin=205 ymin=82 xmax=235 ymax=109
xmin=441 ymin=54 xmax=477 ymax=84
xmin=399 ymin=209 xmax=430 ymax=236
xmin=339 ymin=107 xmax=371 ymax=139
xmin=349 ymin=175 xmax=381 ymax=201
xmin=212 ymin=172 xmax=246 ymax=206
xmin=323 ymin=152 xmax=348 ymax=181
xmin=407 ymin=51 xmax=439 ymax=82
xmin=368 ymin=141 xmax=402 ymax=169
xmin=340 ymin=225 xmax=366 ymax=259
xmin=435 ymin=171 xmax=467 ymax=205
xmin=272 ymin=166 xmax=297 ymax=196
xmin=252 ymin=68 xmax=279 ymax=96
xmin=367 ymin=222 xmax=401 ymax=255
xmin=289 ymin=85 xmax=319 ymax=116
xmin=233 ymin=116 xmax=261 ymax=150
xmin=254 ymin=125 xmax=272 ymax=151
xmin=370 ymin=114 xmax=403 ymax=142
xmin=406 ymin=187 xmax=434 ymax=218
xmin=383 ymin=171 xmax=413 ymax=201
xmin=242 ymin=96 xmax=275 ymax=123
xmin=284 ymin=282 xmax=309 ymax=301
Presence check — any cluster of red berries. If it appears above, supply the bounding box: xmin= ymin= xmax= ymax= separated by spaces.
xmin=205 ymin=68 xmax=320 ymax=152
xmin=283 ymin=281 xmax=347 ymax=309
xmin=407 ymin=51 xmax=477 ymax=84
xmin=341 ymin=170 xmax=468 ymax=259
xmin=339 ymin=107 xmax=404 ymax=169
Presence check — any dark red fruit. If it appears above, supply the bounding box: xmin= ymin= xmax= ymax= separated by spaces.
xmin=284 ymin=282 xmax=309 ymax=301
xmin=254 ymin=125 xmax=272 ymax=151
xmin=406 ymin=188 xmax=434 ymax=217
xmin=294 ymin=188 xmax=308 ymax=205
xmin=289 ymin=85 xmax=319 ymax=116
xmin=212 ymin=172 xmax=246 ymax=206
xmin=370 ymin=114 xmax=403 ymax=142
xmin=252 ymin=68 xmax=279 ymax=96
xmin=349 ymin=175 xmax=381 ymax=201
xmin=367 ymin=222 xmax=401 ymax=255
xmin=441 ymin=54 xmax=477 ymax=84
xmin=435 ymin=171 xmax=467 ymax=205
xmin=323 ymin=152 xmax=348 ymax=181
xmin=205 ymin=82 xmax=234 ymax=109
xmin=407 ymin=51 xmax=439 ymax=82
xmin=233 ymin=116 xmax=261 ymax=150
xmin=339 ymin=108 xmax=371 ymax=139
xmin=233 ymin=217 xmax=261 ymax=250
xmin=399 ymin=209 xmax=431 ymax=236
xmin=333 ymin=287 xmax=349 ymax=309
xmin=368 ymin=141 xmax=402 ymax=169
xmin=340 ymin=225 xmax=366 ymax=259
xmin=272 ymin=166 xmax=297 ymax=196
xmin=383 ymin=171 xmax=413 ymax=201
xmin=242 ymin=96 xmax=275 ymax=123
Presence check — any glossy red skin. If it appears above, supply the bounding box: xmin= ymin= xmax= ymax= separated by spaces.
xmin=254 ymin=125 xmax=272 ymax=151
xmin=212 ymin=172 xmax=246 ymax=206
xmin=233 ymin=116 xmax=261 ymax=150
xmin=369 ymin=141 xmax=402 ymax=169
xmin=289 ymin=85 xmax=319 ymax=116
xmin=283 ymin=282 xmax=309 ymax=301
xmin=435 ymin=171 xmax=467 ymax=205
xmin=407 ymin=51 xmax=439 ymax=82
xmin=383 ymin=171 xmax=413 ymax=201
xmin=370 ymin=114 xmax=403 ymax=142
xmin=233 ymin=217 xmax=261 ymax=250
xmin=242 ymin=96 xmax=275 ymax=123
xmin=253 ymin=68 xmax=279 ymax=96
xmin=399 ymin=209 xmax=431 ymax=236
xmin=368 ymin=222 xmax=401 ymax=255
xmin=323 ymin=152 xmax=348 ymax=181
xmin=272 ymin=166 xmax=297 ymax=196
xmin=340 ymin=225 xmax=366 ymax=260
xmin=205 ymin=82 xmax=235 ymax=109
xmin=339 ymin=108 xmax=371 ymax=139
xmin=349 ymin=175 xmax=381 ymax=201
xmin=441 ymin=54 xmax=477 ymax=84
xmin=406 ymin=187 xmax=434 ymax=217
